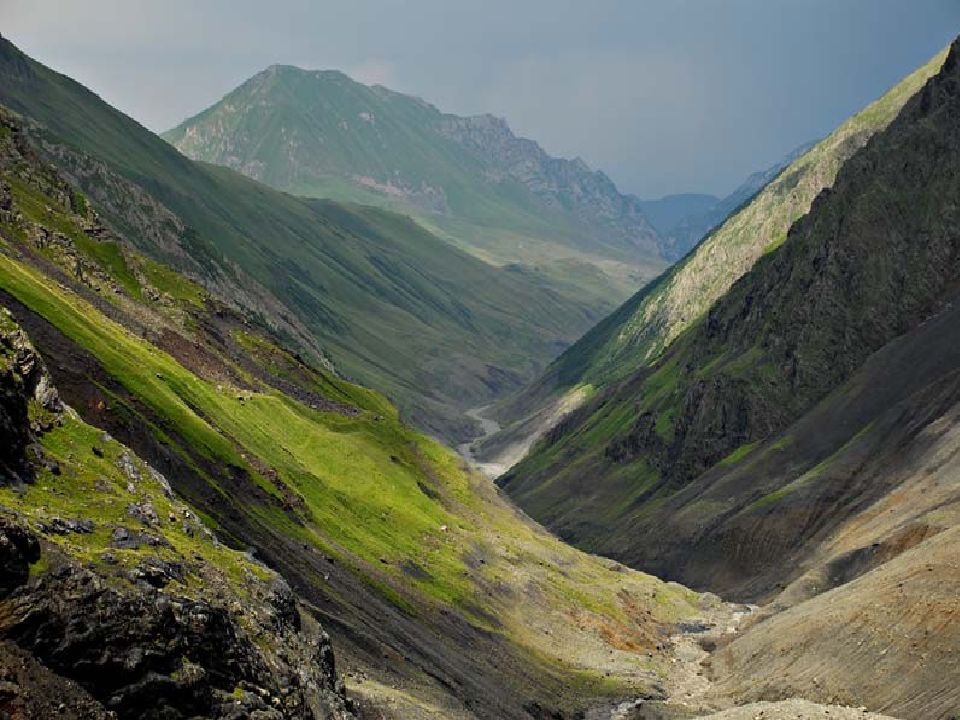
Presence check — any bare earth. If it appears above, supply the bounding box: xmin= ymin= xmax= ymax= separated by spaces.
xmin=692 ymin=700 xmax=897 ymax=719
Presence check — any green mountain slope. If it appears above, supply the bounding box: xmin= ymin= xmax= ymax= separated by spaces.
xmin=0 ymin=34 xmax=606 ymax=443
xmin=478 ymin=44 xmax=948 ymax=469
xmin=0 ymin=103 xmax=704 ymax=718
xmin=162 ymin=65 xmax=667 ymax=301
xmin=499 ymin=37 xmax=960 ymax=599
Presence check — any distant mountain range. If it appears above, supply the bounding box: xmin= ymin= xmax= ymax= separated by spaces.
xmin=163 ymin=65 xmax=668 ymax=302
xmin=639 ymin=140 xmax=816 ymax=261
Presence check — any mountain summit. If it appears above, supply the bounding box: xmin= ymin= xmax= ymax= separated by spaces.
xmin=163 ymin=64 xmax=667 ymax=300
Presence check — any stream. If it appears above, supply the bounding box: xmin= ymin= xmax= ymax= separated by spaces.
xmin=457 ymin=405 xmax=509 ymax=478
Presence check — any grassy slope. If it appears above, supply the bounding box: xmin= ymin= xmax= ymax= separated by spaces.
xmin=553 ymin=46 xmax=947 ymax=387
xmin=0 ymin=35 xmax=603 ymax=443
xmin=0 ymin=127 xmax=699 ymax=717
xmin=163 ymin=65 xmax=666 ymax=304
xmin=481 ymin=46 xmax=948 ymax=463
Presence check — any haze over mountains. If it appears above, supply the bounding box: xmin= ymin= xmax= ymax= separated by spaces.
xmin=0 ymin=17 xmax=958 ymax=720
xmin=639 ymin=140 xmax=815 ymax=261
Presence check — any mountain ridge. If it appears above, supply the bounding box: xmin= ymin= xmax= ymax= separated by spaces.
xmin=163 ymin=62 xmax=669 ymax=303
xmin=499 ymin=36 xmax=960 ymax=604
xmin=476 ymin=44 xmax=948 ymax=474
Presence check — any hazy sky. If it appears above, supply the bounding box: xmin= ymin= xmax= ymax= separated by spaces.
xmin=5 ymin=1 xmax=959 ymax=197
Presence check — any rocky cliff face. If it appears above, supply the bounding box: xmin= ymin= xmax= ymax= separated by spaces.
xmin=437 ymin=113 xmax=661 ymax=255
xmin=0 ymin=310 xmax=63 ymax=485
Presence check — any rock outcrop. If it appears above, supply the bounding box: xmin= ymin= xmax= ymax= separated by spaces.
xmin=437 ymin=113 xmax=661 ymax=256
xmin=0 ymin=531 xmax=354 ymax=720
xmin=0 ymin=308 xmax=63 ymax=485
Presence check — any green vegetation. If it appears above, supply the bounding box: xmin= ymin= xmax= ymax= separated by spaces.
xmin=0 ymin=245 xmax=698 ymax=694
xmin=162 ymin=64 xmax=665 ymax=301
xmin=0 ymin=37 xmax=613 ymax=441
xmin=499 ymin=43 xmax=954 ymax=573
xmin=719 ymin=441 xmax=759 ymax=467
xmin=0 ymin=417 xmax=267 ymax=591
xmin=5 ymin=172 xmax=207 ymax=311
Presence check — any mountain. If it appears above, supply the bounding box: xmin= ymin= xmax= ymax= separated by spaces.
xmin=501 ymin=37 xmax=959 ymax=594
xmin=498 ymin=37 xmax=960 ymax=715
xmin=162 ymin=65 xmax=667 ymax=302
xmin=0 ymin=101 xmax=707 ymax=718
xmin=643 ymin=140 xmax=817 ymax=262
xmin=638 ymin=192 xmax=719 ymax=238
xmin=475 ymin=44 xmax=948 ymax=473
xmin=0 ymin=35 xmax=614 ymax=444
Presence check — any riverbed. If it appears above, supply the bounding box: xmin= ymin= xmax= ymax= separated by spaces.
xmin=456 ymin=406 xmax=509 ymax=478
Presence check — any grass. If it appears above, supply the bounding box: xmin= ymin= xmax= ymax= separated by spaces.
xmin=743 ymin=423 xmax=876 ymax=513
xmin=7 ymin=176 xmax=207 ymax=310
xmin=719 ymin=441 xmax=760 ymax=467
xmin=0 ymin=416 xmax=267 ymax=593
xmin=503 ymin=44 xmax=950 ymax=437
xmin=498 ymin=45 xmax=952 ymax=553
xmin=0 ymin=85 xmax=707 ymax=705
xmin=0 ymin=43 xmax=616 ymax=442
xmin=0 ymin=249 xmax=701 ymax=646
xmin=163 ymin=62 xmax=662 ymax=275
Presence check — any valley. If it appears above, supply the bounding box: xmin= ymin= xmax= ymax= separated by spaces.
xmin=0 ymin=11 xmax=957 ymax=720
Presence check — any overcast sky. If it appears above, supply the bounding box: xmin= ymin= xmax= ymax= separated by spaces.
xmin=5 ymin=1 xmax=959 ymax=198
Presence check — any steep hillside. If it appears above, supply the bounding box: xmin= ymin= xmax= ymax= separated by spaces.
xmin=162 ymin=65 xmax=666 ymax=301
xmin=500 ymin=35 xmax=960 ymax=606
xmin=478 ymin=44 xmax=948 ymax=471
xmin=0 ymin=103 xmax=705 ymax=719
xmin=644 ymin=143 xmax=816 ymax=260
xmin=711 ymin=429 xmax=960 ymax=719
xmin=0 ymin=309 xmax=355 ymax=719
xmin=0 ymin=34 xmax=605 ymax=443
